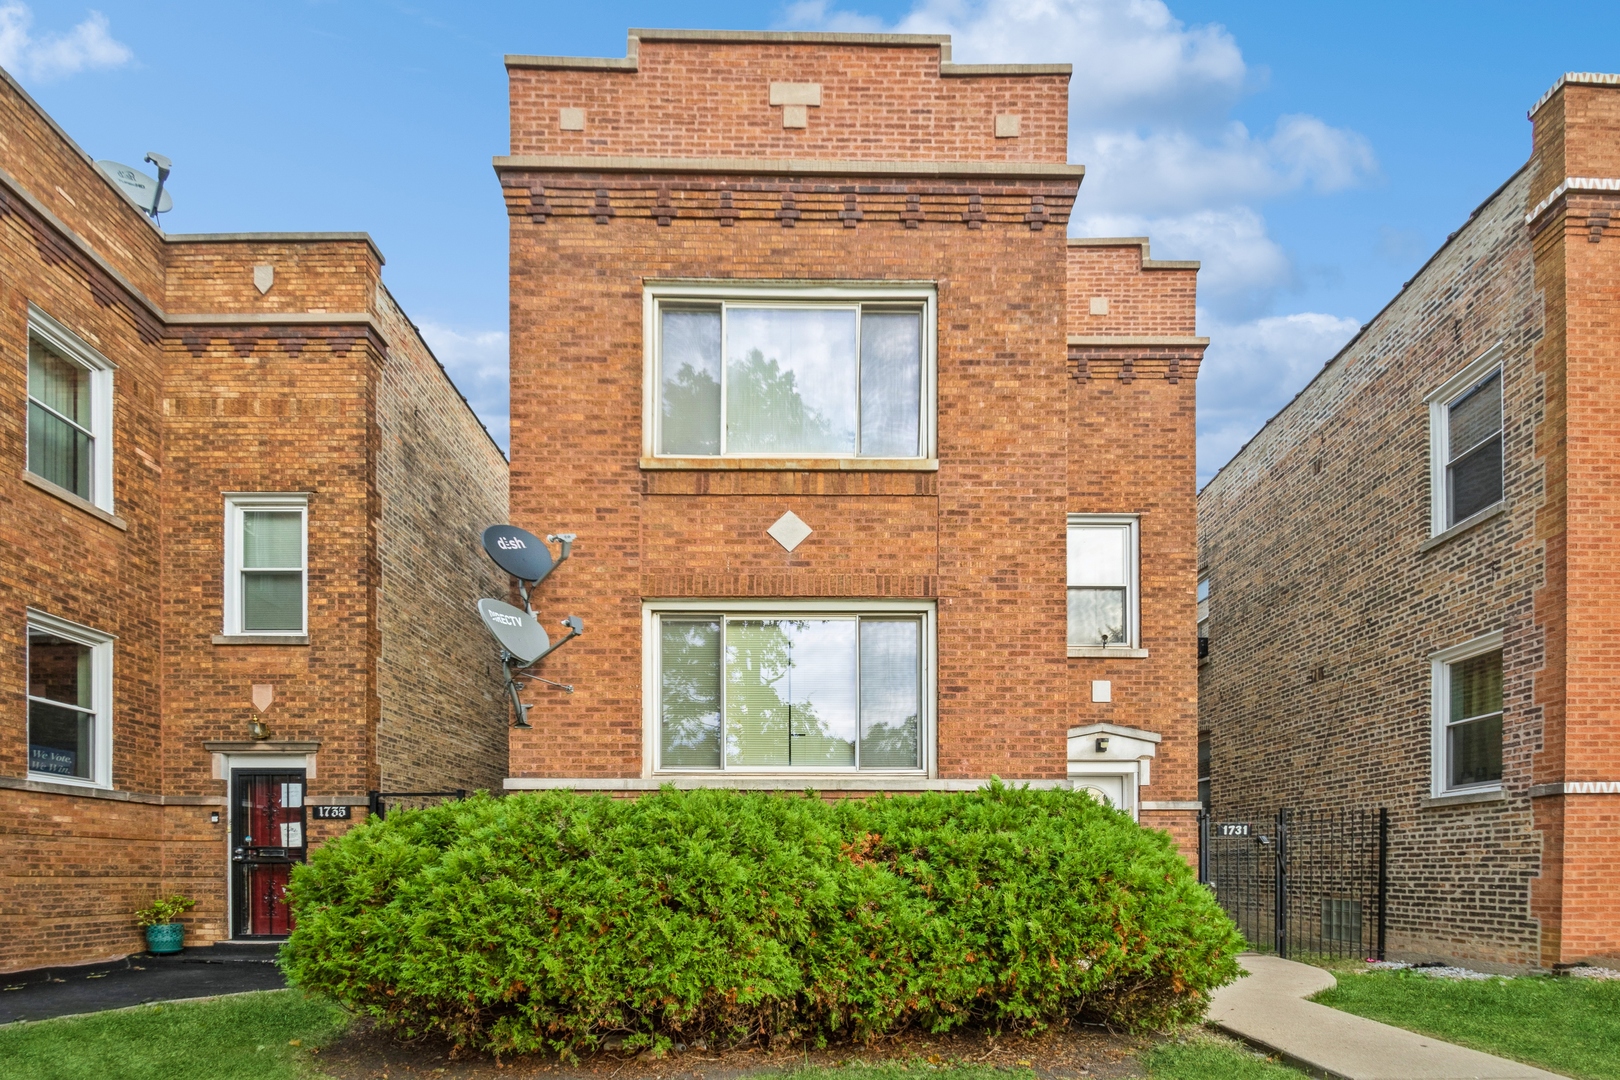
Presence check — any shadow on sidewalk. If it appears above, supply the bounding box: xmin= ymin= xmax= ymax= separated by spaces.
xmin=1 ymin=943 xmax=287 ymax=1024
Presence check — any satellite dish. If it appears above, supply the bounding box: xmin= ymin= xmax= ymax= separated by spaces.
xmin=96 ymin=161 xmax=173 ymax=215
xmin=478 ymin=599 xmax=551 ymax=666
xmin=482 ymin=524 xmax=553 ymax=584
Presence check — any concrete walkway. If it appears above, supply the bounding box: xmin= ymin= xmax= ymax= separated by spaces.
xmin=1208 ymin=954 xmax=1566 ymax=1080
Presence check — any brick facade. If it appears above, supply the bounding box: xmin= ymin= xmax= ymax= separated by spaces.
xmin=501 ymin=32 xmax=1202 ymax=854
xmin=1198 ymin=74 xmax=1620 ymax=971
xmin=0 ymin=65 xmax=508 ymax=972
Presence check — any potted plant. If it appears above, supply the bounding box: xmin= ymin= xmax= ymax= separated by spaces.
xmin=134 ymin=894 xmax=196 ymax=954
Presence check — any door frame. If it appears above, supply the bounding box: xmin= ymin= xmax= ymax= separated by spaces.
xmin=228 ymin=763 xmax=309 ymax=939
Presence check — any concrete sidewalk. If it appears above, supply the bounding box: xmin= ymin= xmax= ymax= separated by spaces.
xmin=1208 ymin=954 xmax=1566 ymax=1080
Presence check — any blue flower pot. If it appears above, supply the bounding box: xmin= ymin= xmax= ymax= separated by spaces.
xmin=145 ymin=922 xmax=184 ymax=954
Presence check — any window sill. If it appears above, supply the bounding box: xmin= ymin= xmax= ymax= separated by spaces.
xmin=507 ymin=775 xmax=1072 ymax=792
xmin=211 ymin=634 xmax=309 ymax=646
xmin=640 ymin=456 xmax=939 ymax=472
xmin=1 ymin=775 xmax=224 ymax=805
xmin=1069 ymin=647 xmax=1150 ymax=659
xmin=1420 ymin=501 xmax=1506 ymax=553
xmin=22 ymin=471 xmax=127 ymax=531
xmin=1422 ymin=786 xmax=1505 ymax=809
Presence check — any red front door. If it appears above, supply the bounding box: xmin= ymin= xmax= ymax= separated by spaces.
xmin=231 ymin=770 xmax=306 ymax=937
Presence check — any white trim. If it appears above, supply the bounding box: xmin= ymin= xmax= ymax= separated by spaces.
xmin=1429 ymin=630 xmax=1505 ymax=799
xmin=223 ymin=494 xmax=310 ymax=637
xmin=641 ymin=598 xmax=937 ymax=780
xmin=1523 ymin=175 xmax=1620 ymax=224
xmin=26 ymin=304 xmax=115 ymax=513
xmin=1066 ymin=514 xmax=1141 ymax=650
xmin=506 ymin=776 xmax=1068 ymax=792
xmin=25 ymin=608 xmax=115 ymax=790
xmin=642 ymin=281 xmax=937 ymax=463
xmin=1426 ymin=343 xmax=1504 ymax=537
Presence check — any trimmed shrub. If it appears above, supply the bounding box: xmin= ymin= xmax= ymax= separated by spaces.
xmin=281 ymin=784 xmax=1243 ymax=1056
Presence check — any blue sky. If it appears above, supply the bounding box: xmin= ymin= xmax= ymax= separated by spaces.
xmin=6 ymin=1 xmax=1618 ymax=479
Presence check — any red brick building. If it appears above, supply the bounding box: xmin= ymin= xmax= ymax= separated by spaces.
xmin=1198 ymin=74 xmax=1620 ymax=972
xmin=0 ymin=65 xmax=509 ymax=971
xmin=498 ymin=30 xmax=1205 ymax=851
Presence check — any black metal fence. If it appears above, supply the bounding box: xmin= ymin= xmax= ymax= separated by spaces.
xmin=366 ymin=789 xmax=467 ymax=820
xmin=1199 ymin=807 xmax=1387 ymax=961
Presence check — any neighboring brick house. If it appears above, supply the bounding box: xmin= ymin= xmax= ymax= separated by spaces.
xmin=0 ymin=65 xmax=509 ymax=971
xmin=1198 ymin=74 xmax=1620 ymax=972
xmin=497 ymin=30 xmax=1205 ymax=852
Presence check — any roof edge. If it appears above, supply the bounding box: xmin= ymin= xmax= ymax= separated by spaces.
xmin=1068 ymin=235 xmax=1200 ymax=269
xmin=494 ymin=153 xmax=1083 ymax=180
xmin=1528 ymin=72 xmax=1620 ymax=119
xmin=166 ymin=231 xmax=385 ymax=266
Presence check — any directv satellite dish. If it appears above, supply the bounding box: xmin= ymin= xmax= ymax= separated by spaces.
xmin=478 ymin=599 xmax=550 ymax=666
xmin=482 ymin=524 xmax=553 ymax=585
xmin=96 ymin=161 xmax=173 ymax=215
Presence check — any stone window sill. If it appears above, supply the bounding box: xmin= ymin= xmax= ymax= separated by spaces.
xmin=640 ymin=456 xmax=939 ymax=472
xmin=23 ymin=471 xmax=127 ymax=531
xmin=1422 ymin=786 xmax=1505 ymax=809
xmin=212 ymin=634 xmax=310 ymax=646
xmin=1420 ymin=501 xmax=1506 ymax=553
xmin=1069 ymin=647 xmax=1150 ymax=659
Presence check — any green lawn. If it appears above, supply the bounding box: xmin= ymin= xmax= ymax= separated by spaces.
xmin=0 ymin=990 xmax=349 ymax=1080
xmin=0 ymin=991 xmax=1300 ymax=1080
xmin=1315 ymin=971 xmax=1620 ymax=1080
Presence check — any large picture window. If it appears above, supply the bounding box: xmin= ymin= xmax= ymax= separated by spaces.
xmin=1067 ymin=515 xmax=1140 ymax=652
xmin=26 ymin=305 xmax=115 ymax=511
xmin=1428 ymin=346 xmax=1504 ymax=535
xmin=646 ymin=285 xmax=935 ymax=461
xmin=650 ymin=604 xmax=932 ymax=773
xmin=224 ymin=495 xmax=309 ymax=636
xmin=1430 ymin=633 xmax=1504 ymax=796
xmin=27 ymin=610 xmax=113 ymax=788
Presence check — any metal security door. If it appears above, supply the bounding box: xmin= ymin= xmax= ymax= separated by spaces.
xmin=231 ymin=770 xmax=306 ymax=938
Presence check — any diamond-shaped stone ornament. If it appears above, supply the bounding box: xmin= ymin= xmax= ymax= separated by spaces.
xmin=767 ymin=511 xmax=813 ymax=552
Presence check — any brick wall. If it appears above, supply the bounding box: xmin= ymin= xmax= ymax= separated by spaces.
xmin=374 ymin=284 xmax=510 ymax=793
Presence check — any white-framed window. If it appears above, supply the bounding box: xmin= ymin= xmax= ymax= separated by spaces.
xmin=1427 ymin=344 xmax=1504 ymax=535
xmin=1067 ymin=515 xmax=1140 ymax=652
xmin=26 ymin=609 xmax=114 ymax=788
xmin=26 ymin=304 xmax=115 ymax=511
xmin=224 ymin=494 xmax=309 ymax=636
xmin=1430 ymin=632 xmax=1504 ymax=797
xmin=644 ymin=599 xmax=935 ymax=775
xmin=643 ymin=282 xmax=937 ymax=461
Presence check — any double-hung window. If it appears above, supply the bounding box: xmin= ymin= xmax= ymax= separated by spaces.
xmin=1197 ymin=575 xmax=1210 ymax=660
xmin=649 ymin=601 xmax=933 ymax=773
xmin=1067 ymin=515 xmax=1139 ymax=653
xmin=27 ymin=610 xmax=113 ymax=787
xmin=646 ymin=284 xmax=935 ymax=462
xmin=1430 ymin=633 xmax=1504 ymax=796
xmin=26 ymin=305 xmax=115 ymax=511
xmin=1428 ymin=346 xmax=1504 ymax=535
xmin=224 ymin=495 xmax=309 ymax=636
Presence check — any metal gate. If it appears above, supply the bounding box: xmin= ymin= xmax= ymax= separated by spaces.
xmin=366 ymin=789 xmax=467 ymax=820
xmin=1199 ymin=808 xmax=1387 ymax=961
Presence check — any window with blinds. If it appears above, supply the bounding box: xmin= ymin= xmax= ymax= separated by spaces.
xmin=25 ymin=307 xmax=114 ymax=512
xmin=1444 ymin=370 xmax=1503 ymax=526
xmin=655 ymin=612 xmax=925 ymax=771
xmin=225 ymin=496 xmax=309 ymax=636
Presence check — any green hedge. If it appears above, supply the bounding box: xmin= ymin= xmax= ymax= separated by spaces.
xmin=281 ymin=784 xmax=1242 ymax=1056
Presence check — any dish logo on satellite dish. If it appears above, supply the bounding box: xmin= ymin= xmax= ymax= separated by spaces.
xmin=495 ymin=536 xmax=528 ymax=550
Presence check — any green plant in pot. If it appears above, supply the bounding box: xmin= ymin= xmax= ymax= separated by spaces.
xmin=135 ymin=894 xmax=196 ymax=954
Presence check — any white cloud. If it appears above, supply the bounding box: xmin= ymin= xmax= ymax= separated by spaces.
xmin=0 ymin=3 xmax=132 ymax=82
xmin=1196 ymin=312 xmax=1361 ymax=483
xmin=417 ymin=322 xmax=510 ymax=451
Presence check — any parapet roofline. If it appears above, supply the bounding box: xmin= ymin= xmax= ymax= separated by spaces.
xmin=1069 ymin=235 xmax=1200 ymax=270
xmin=494 ymin=154 xmax=1083 ymax=180
xmin=507 ymin=28 xmax=1072 ymax=77
xmin=1528 ymin=72 xmax=1620 ymax=119
xmin=166 ymin=231 xmax=385 ymax=266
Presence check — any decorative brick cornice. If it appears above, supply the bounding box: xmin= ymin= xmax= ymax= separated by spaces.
xmin=641 ymin=573 xmax=937 ymax=597
xmin=1524 ymin=177 xmax=1620 ymax=228
xmin=164 ymin=321 xmax=388 ymax=359
xmin=1068 ymin=340 xmax=1205 ymax=384
xmin=502 ymin=176 xmax=1074 ymax=231
xmin=1527 ymin=72 xmax=1620 ymax=119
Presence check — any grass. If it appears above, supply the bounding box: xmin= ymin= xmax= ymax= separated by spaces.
xmin=0 ymin=989 xmax=350 ymax=1080
xmin=1315 ymin=970 xmax=1620 ymax=1080
xmin=0 ymin=992 xmax=1302 ymax=1080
